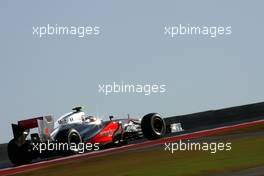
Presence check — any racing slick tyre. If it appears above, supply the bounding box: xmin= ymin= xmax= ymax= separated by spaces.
xmin=8 ymin=139 xmax=33 ymax=165
xmin=56 ymin=128 xmax=82 ymax=155
xmin=141 ymin=113 xmax=166 ymax=140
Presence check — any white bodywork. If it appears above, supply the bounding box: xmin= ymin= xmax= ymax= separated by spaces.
xmin=55 ymin=111 xmax=86 ymax=128
xmin=49 ymin=111 xmax=102 ymax=140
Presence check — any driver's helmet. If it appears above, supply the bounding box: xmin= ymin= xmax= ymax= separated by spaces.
xmin=84 ymin=116 xmax=98 ymax=123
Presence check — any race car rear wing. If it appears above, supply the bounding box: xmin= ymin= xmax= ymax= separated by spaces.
xmin=11 ymin=116 xmax=54 ymax=145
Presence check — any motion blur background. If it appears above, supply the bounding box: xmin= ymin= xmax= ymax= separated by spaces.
xmin=0 ymin=1 xmax=263 ymax=143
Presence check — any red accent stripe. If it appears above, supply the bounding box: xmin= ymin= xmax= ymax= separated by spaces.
xmin=18 ymin=117 xmax=43 ymax=130
xmin=1 ymin=119 xmax=263 ymax=176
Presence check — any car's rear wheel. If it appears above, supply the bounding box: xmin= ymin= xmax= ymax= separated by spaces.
xmin=56 ymin=128 xmax=82 ymax=155
xmin=141 ymin=113 xmax=166 ymax=140
xmin=8 ymin=139 xmax=33 ymax=165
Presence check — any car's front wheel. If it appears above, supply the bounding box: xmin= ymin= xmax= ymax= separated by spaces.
xmin=141 ymin=113 xmax=166 ymax=140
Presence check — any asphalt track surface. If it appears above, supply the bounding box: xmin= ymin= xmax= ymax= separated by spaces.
xmin=0 ymin=119 xmax=263 ymax=176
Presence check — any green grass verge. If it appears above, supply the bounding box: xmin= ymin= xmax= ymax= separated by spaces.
xmin=13 ymin=124 xmax=264 ymax=176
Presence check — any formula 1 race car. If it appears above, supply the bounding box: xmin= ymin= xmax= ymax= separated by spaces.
xmin=8 ymin=107 xmax=170 ymax=165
